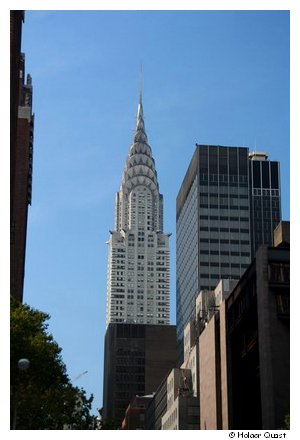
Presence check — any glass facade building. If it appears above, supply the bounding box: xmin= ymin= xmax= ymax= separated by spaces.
xmin=249 ymin=152 xmax=281 ymax=258
xmin=176 ymin=145 xmax=281 ymax=364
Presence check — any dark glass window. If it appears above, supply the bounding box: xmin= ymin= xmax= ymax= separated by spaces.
xmin=262 ymin=161 xmax=270 ymax=188
xmin=219 ymin=147 xmax=228 ymax=174
xmin=209 ymin=146 xmax=218 ymax=174
xmin=271 ymin=162 xmax=279 ymax=189
xmin=252 ymin=161 xmax=261 ymax=188
xmin=199 ymin=146 xmax=208 ymax=172
xmin=229 ymin=148 xmax=238 ymax=174
xmin=238 ymin=148 xmax=248 ymax=175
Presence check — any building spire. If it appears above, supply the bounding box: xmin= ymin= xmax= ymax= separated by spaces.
xmin=139 ymin=64 xmax=143 ymax=105
xmin=134 ymin=66 xmax=147 ymax=143
xmin=137 ymin=64 xmax=143 ymax=120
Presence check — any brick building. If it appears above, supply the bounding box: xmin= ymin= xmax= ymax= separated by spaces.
xmin=10 ymin=11 xmax=34 ymax=302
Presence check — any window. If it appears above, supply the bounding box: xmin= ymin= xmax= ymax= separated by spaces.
xmin=268 ymin=263 xmax=290 ymax=283
xmin=276 ymin=294 xmax=290 ymax=318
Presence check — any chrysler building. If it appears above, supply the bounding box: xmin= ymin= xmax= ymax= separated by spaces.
xmin=106 ymin=85 xmax=170 ymax=326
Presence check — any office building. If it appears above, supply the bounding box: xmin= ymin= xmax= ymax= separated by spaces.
xmin=197 ymin=222 xmax=289 ymax=429
xmin=102 ymin=323 xmax=176 ymax=425
xmin=226 ymin=221 xmax=289 ymax=429
xmin=10 ymin=11 xmax=34 ymax=302
xmin=176 ymin=145 xmax=252 ymax=363
xmin=106 ymin=87 xmax=170 ymax=325
xmin=249 ymin=152 xmax=281 ymax=258
xmin=176 ymin=144 xmax=281 ymax=364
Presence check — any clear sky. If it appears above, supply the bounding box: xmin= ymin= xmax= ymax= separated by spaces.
xmin=16 ymin=8 xmax=290 ymax=415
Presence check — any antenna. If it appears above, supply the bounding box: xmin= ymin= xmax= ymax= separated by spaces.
xmin=139 ymin=63 xmax=143 ymax=104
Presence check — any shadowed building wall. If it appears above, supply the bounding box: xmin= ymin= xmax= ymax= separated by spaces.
xmin=10 ymin=11 xmax=34 ymax=302
xmin=226 ymin=223 xmax=289 ymax=429
xmin=102 ymin=323 xmax=176 ymax=425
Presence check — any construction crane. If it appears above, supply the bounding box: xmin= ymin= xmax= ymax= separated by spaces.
xmin=73 ymin=370 xmax=88 ymax=382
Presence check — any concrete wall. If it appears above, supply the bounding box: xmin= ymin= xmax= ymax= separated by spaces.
xmin=199 ymin=317 xmax=217 ymax=429
xmin=220 ymin=301 xmax=229 ymax=429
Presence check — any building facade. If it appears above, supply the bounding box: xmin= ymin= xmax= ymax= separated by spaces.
xmin=121 ymin=395 xmax=153 ymax=430
xmin=176 ymin=145 xmax=281 ymax=364
xmin=161 ymin=367 xmax=199 ymax=430
xmin=196 ymin=222 xmax=289 ymax=430
xmin=10 ymin=11 xmax=34 ymax=302
xmin=249 ymin=152 xmax=281 ymax=258
xmin=106 ymin=89 xmax=170 ymax=325
xmin=176 ymin=145 xmax=252 ymax=363
xmin=102 ymin=323 xmax=176 ymax=424
xmin=145 ymin=375 xmax=169 ymax=430
xmin=199 ymin=303 xmax=229 ymax=429
xmin=226 ymin=224 xmax=290 ymax=429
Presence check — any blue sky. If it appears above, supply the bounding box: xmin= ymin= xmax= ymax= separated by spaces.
xmin=16 ymin=9 xmax=290 ymax=415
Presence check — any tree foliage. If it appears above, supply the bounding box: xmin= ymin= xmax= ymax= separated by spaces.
xmin=10 ymin=297 xmax=94 ymax=429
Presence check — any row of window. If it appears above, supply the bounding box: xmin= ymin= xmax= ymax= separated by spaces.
xmin=199 ymin=215 xmax=249 ymax=221
xmin=200 ymin=204 xmax=249 ymax=210
xmin=199 ymin=173 xmax=248 ymax=183
xmin=199 ymin=250 xmax=250 ymax=256
xmin=199 ymin=192 xmax=249 ymax=199
xmin=199 ymin=238 xmax=249 ymax=244
xmin=252 ymin=188 xmax=280 ymax=196
xmin=200 ymin=227 xmax=249 ymax=233
xmin=111 ymin=317 xmax=167 ymax=324
xmin=199 ymin=184 xmax=249 ymax=194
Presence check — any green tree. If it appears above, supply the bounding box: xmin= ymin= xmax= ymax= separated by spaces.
xmin=10 ymin=298 xmax=94 ymax=429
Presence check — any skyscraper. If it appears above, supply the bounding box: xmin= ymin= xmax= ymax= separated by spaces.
xmin=106 ymin=86 xmax=170 ymax=326
xmin=249 ymin=152 xmax=281 ymax=258
xmin=176 ymin=145 xmax=252 ymax=363
xmin=176 ymin=144 xmax=282 ymax=364
xmin=102 ymin=87 xmax=176 ymax=424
